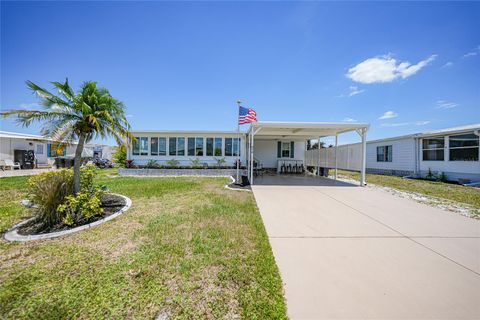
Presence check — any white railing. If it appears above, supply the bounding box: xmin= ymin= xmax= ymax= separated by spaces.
xmin=305 ymin=143 xmax=362 ymax=171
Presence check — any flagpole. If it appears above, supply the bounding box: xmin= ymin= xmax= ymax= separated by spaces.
xmin=236 ymin=100 xmax=241 ymax=183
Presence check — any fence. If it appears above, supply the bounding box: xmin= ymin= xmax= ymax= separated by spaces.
xmin=305 ymin=143 xmax=362 ymax=172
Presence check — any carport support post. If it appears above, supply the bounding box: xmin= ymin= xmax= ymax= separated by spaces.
xmin=360 ymin=128 xmax=367 ymax=187
xmin=317 ymin=136 xmax=321 ymax=176
xmin=334 ymin=134 xmax=338 ymax=180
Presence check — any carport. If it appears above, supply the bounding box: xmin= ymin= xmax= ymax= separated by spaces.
xmin=246 ymin=122 xmax=369 ymax=185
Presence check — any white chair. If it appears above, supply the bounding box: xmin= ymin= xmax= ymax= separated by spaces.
xmin=0 ymin=159 xmax=21 ymax=170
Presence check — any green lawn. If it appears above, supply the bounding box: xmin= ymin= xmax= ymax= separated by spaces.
xmin=337 ymin=170 xmax=480 ymax=211
xmin=0 ymin=171 xmax=287 ymax=319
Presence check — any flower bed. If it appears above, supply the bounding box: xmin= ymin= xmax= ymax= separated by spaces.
xmin=119 ymin=168 xmax=241 ymax=177
xmin=4 ymin=193 xmax=131 ymax=241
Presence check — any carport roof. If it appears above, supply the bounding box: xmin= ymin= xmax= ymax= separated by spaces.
xmin=248 ymin=121 xmax=369 ymax=139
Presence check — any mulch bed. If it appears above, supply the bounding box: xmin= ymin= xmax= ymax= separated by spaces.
xmin=17 ymin=193 xmax=126 ymax=236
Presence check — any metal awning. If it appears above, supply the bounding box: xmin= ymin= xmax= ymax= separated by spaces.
xmin=247 ymin=121 xmax=370 ymax=139
xmin=245 ymin=121 xmax=369 ymax=186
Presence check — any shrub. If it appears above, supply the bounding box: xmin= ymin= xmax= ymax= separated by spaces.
xmin=27 ymin=165 xmax=99 ymax=228
xmin=215 ymin=157 xmax=226 ymax=167
xmin=438 ymin=172 xmax=448 ymax=182
xmin=190 ymin=158 xmax=201 ymax=168
xmin=166 ymin=159 xmax=179 ymax=167
xmin=57 ymin=189 xmax=104 ymax=225
xmin=146 ymin=159 xmax=160 ymax=168
xmin=425 ymin=168 xmax=436 ymax=180
xmin=112 ymin=145 xmax=127 ymax=167
xmin=126 ymin=160 xmax=134 ymax=168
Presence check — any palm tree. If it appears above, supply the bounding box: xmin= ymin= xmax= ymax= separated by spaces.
xmin=1 ymin=79 xmax=133 ymax=194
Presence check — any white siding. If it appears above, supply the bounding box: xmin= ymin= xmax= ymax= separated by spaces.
xmin=366 ymin=138 xmax=416 ymax=172
xmin=129 ymin=132 xmax=246 ymax=167
xmin=254 ymin=139 xmax=305 ymax=169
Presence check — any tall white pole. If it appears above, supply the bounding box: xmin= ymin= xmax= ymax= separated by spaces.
xmin=334 ymin=134 xmax=338 ymax=180
xmin=360 ymin=128 xmax=367 ymax=186
xmin=236 ymin=101 xmax=241 ymax=183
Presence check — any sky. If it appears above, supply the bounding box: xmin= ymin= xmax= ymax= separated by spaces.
xmin=1 ymin=1 xmax=479 ymax=145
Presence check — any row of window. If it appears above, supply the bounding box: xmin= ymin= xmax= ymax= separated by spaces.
xmin=422 ymin=134 xmax=479 ymax=161
xmin=132 ymin=137 xmax=241 ymax=157
xmin=376 ymin=134 xmax=479 ymax=162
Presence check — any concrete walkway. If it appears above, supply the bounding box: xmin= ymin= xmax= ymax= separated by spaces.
xmin=252 ymin=175 xmax=480 ymax=320
xmin=0 ymin=168 xmax=54 ymax=178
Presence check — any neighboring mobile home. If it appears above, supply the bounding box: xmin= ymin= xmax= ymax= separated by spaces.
xmin=337 ymin=124 xmax=480 ymax=182
xmin=0 ymin=131 xmax=113 ymax=167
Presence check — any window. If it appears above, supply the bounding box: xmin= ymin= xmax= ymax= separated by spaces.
xmin=422 ymin=138 xmax=444 ymax=161
xmin=449 ymin=134 xmax=479 ymax=161
xmin=158 ymin=137 xmax=166 ymax=156
xmin=132 ymin=137 xmax=148 ymax=156
xmin=225 ymin=138 xmax=233 ymax=156
xmin=169 ymin=137 xmax=185 ymax=156
xmin=36 ymin=144 xmax=44 ymax=155
xmin=233 ymin=138 xmax=240 ymax=156
xmin=169 ymin=137 xmax=176 ymax=156
xmin=195 ymin=137 xmax=204 ymax=156
xmin=214 ymin=138 xmax=222 ymax=156
xmin=206 ymin=138 xmax=214 ymax=156
xmin=281 ymin=142 xmax=290 ymax=158
xmin=376 ymin=145 xmax=392 ymax=162
xmin=150 ymin=138 xmax=158 ymax=156
xmin=187 ymin=138 xmax=195 ymax=156
xmin=177 ymin=137 xmax=185 ymax=156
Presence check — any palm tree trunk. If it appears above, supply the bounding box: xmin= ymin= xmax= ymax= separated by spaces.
xmin=73 ymin=133 xmax=86 ymax=194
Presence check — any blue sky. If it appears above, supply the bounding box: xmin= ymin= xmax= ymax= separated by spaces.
xmin=1 ymin=1 xmax=479 ymax=145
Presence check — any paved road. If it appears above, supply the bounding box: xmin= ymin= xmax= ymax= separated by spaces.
xmin=252 ymin=175 xmax=480 ymax=320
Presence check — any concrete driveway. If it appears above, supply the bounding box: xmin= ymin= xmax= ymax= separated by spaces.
xmin=252 ymin=175 xmax=480 ymax=320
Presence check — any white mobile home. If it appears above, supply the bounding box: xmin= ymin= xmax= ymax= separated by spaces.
xmin=128 ymin=122 xmax=369 ymax=185
xmin=336 ymin=124 xmax=480 ymax=182
xmin=0 ymin=131 xmax=113 ymax=168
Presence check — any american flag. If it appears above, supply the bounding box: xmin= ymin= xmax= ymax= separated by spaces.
xmin=238 ymin=106 xmax=257 ymax=125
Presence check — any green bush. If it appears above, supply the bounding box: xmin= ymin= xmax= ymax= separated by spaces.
xmin=166 ymin=159 xmax=179 ymax=167
xmin=112 ymin=144 xmax=127 ymax=167
xmin=27 ymin=165 xmax=100 ymax=228
xmin=146 ymin=159 xmax=160 ymax=168
xmin=190 ymin=158 xmax=201 ymax=168
xmin=58 ymin=189 xmax=104 ymax=225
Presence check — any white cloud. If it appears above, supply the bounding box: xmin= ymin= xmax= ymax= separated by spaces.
xmin=381 ymin=121 xmax=430 ymax=127
xmin=462 ymin=45 xmax=480 ymax=58
xmin=463 ymin=52 xmax=478 ymax=58
xmin=436 ymin=100 xmax=459 ymax=109
xmin=442 ymin=61 xmax=453 ymax=68
xmin=378 ymin=111 xmax=398 ymax=120
xmin=347 ymin=54 xmax=437 ymax=84
xmin=343 ymin=117 xmax=357 ymax=122
xmin=348 ymin=86 xmax=364 ymax=97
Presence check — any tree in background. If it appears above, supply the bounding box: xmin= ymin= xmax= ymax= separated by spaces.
xmin=112 ymin=144 xmax=127 ymax=167
xmin=1 ymin=79 xmax=133 ymax=194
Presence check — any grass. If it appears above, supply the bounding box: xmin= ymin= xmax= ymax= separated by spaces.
xmin=337 ymin=169 xmax=480 ymax=210
xmin=0 ymin=170 xmax=287 ymax=319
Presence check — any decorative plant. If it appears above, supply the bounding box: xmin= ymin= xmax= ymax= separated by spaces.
xmin=438 ymin=172 xmax=448 ymax=182
xmin=146 ymin=159 xmax=160 ymax=168
xmin=112 ymin=144 xmax=127 ymax=167
xmin=425 ymin=168 xmax=436 ymax=180
xmin=215 ymin=157 xmax=226 ymax=167
xmin=27 ymin=165 xmax=99 ymax=228
xmin=1 ymin=79 xmax=133 ymax=194
xmin=126 ymin=160 xmax=134 ymax=168
xmin=190 ymin=158 xmax=201 ymax=168
xmin=166 ymin=159 xmax=179 ymax=167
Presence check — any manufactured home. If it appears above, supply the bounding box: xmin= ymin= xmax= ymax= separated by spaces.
xmin=0 ymin=131 xmax=113 ymax=168
xmin=127 ymin=121 xmax=369 ymax=185
xmin=334 ymin=124 xmax=480 ymax=182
